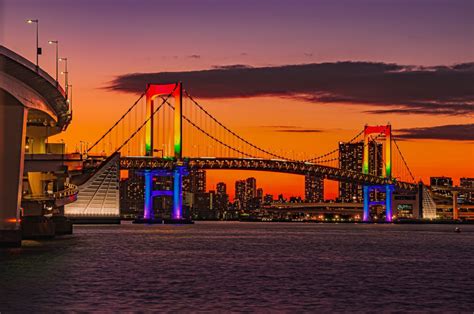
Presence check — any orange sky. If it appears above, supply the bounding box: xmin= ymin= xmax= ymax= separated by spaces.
xmin=2 ymin=0 xmax=473 ymax=200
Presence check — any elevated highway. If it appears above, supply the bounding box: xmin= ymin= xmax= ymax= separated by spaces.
xmin=0 ymin=45 xmax=72 ymax=246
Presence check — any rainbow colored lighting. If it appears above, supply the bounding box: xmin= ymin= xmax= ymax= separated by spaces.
xmin=362 ymin=125 xmax=393 ymax=222
xmin=145 ymin=83 xmax=182 ymax=157
xmin=143 ymin=170 xmax=154 ymax=220
xmin=385 ymin=185 xmax=393 ymax=222
xmin=363 ymin=125 xmax=392 ymax=178
xmin=172 ymin=166 xmax=185 ymax=220
xmin=363 ymin=186 xmax=370 ymax=221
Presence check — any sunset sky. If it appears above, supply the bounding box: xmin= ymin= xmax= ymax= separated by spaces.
xmin=1 ymin=0 xmax=473 ymax=199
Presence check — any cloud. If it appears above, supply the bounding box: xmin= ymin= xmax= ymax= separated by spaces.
xmin=396 ymin=124 xmax=474 ymax=141
xmin=106 ymin=61 xmax=474 ymax=116
xmin=211 ymin=64 xmax=253 ymax=70
xmin=188 ymin=55 xmax=201 ymax=59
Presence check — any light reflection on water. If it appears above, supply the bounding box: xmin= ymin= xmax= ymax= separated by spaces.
xmin=1 ymin=222 xmax=474 ymax=312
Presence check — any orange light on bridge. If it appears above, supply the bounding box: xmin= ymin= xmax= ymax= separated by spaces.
xmin=5 ymin=218 xmax=20 ymax=223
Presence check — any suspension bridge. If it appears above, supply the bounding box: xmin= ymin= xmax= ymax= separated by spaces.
xmin=65 ymin=82 xmax=422 ymax=223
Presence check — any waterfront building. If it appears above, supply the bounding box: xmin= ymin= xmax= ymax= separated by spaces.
xmin=192 ymin=191 xmax=217 ymax=219
xmin=460 ymin=177 xmax=474 ymax=203
xmin=119 ymin=170 xmax=144 ymax=216
xmin=263 ymin=194 xmax=274 ymax=205
xmin=430 ymin=176 xmax=453 ymax=187
xmin=305 ymin=174 xmax=324 ymax=202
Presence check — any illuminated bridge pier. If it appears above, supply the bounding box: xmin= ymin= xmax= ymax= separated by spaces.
xmin=362 ymin=125 xmax=393 ymax=222
xmin=136 ymin=83 xmax=192 ymax=223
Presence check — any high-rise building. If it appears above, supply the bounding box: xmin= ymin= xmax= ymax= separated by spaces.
xmin=430 ymin=176 xmax=453 ymax=187
xmin=245 ymin=177 xmax=257 ymax=200
xmin=183 ymin=169 xmax=206 ymax=193
xmin=215 ymin=182 xmax=229 ymax=211
xmin=257 ymin=188 xmax=264 ymax=202
xmin=305 ymin=174 xmax=324 ymax=202
xmin=338 ymin=141 xmax=383 ymax=202
xmin=234 ymin=177 xmax=260 ymax=211
xmin=192 ymin=191 xmax=217 ymax=219
xmin=235 ymin=180 xmax=246 ymax=210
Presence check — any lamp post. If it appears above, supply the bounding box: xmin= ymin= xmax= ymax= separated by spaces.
xmin=48 ymin=40 xmax=59 ymax=85
xmin=67 ymin=84 xmax=73 ymax=114
xmin=59 ymin=57 xmax=68 ymax=98
xmin=26 ymin=19 xmax=40 ymax=69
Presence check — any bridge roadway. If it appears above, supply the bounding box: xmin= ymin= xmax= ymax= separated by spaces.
xmin=119 ymin=156 xmax=418 ymax=191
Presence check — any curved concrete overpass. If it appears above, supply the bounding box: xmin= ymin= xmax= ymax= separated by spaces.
xmin=0 ymin=45 xmax=71 ymax=246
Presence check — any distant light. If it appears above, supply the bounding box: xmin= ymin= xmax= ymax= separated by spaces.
xmin=48 ymin=40 xmax=58 ymax=44
xmin=26 ymin=19 xmax=38 ymax=24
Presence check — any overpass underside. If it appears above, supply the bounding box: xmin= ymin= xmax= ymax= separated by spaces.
xmin=0 ymin=90 xmax=26 ymax=246
xmin=1 ymin=45 xmax=71 ymax=247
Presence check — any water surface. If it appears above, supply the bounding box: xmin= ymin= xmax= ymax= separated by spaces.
xmin=1 ymin=222 xmax=473 ymax=312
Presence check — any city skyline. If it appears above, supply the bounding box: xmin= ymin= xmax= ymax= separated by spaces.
xmin=1 ymin=0 xmax=473 ymax=200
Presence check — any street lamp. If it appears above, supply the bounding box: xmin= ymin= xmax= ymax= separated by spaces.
xmin=67 ymin=84 xmax=73 ymax=114
xmin=59 ymin=57 xmax=68 ymax=98
xmin=26 ymin=19 xmax=40 ymax=69
xmin=48 ymin=40 xmax=59 ymax=85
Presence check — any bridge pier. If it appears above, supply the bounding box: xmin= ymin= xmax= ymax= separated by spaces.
xmin=0 ymin=93 xmax=27 ymax=247
xmin=136 ymin=166 xmax=191 ymax=224
xmin=362 ymin=184 xmax=394 ymax=222
xmin=172 ymin=166 xmax=184 ymax=220
xmin=143 ymin=170 xmax=154 ymax=220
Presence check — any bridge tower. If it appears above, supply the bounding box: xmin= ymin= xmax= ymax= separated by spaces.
xmin=142 ymin=82 xmax=187 ymax=222
xmin=362 ymin=125 xmax=394 ymax=222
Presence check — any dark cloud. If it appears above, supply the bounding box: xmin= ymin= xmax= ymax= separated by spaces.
xmin=211 ymin=64 xmax=253 ymax=70
xmin=396 ymin=124 xmax=474 ymax=141
xmin=188 ymin=55 xmax=201 ymax=59
xmin=106 ymin=61 xmax=474 ymax=116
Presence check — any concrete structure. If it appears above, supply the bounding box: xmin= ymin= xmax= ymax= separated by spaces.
xmin=0 ymin=45 xmax=71 ymax=246
xmin=65 ymin=153 xmax=120 ymax=222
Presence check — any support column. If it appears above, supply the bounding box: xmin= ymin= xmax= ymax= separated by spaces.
xmin=363 ymin=185 xmax=370 ymax=222
xmin=143 ymin=170 xmax=154 ymax=220
xmin=452 ymin=191 xmax=459 ymax=220
xmin=362 ymin=126 xmax=370 ymax=222
xmin=145 ymin=94 xmax=154 ymax=156
xmin=174 ymin=82 xmax=182 ymax=159
xmin=385 ymin=185 xmax=393 ymax=222
xmin=385 ymin=125 xmax=392 ymax=179
xmin=172 ymin=166 xmax=184 ymax=220
xmin=0 ymin=99 xmax=27 ymax=247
